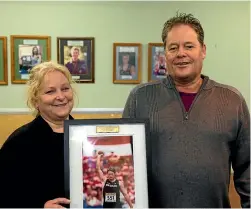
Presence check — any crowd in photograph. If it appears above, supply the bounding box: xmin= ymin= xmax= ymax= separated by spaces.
xmin=83 ymin=151 xmax=135 ymax=208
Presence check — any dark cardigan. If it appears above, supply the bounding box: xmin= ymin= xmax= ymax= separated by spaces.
xmin=0 ymin=115 xmax=73 ymax=208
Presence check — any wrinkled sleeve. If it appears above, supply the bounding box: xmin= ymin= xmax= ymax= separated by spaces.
xmin=232 ymin=98 xmax=250 ymax=208
xmin=122 ymin=90 xmax=137 ymax=119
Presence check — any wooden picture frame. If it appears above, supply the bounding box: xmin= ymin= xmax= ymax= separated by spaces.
xmin=10 ymin=35 xmax=51 ymax=84
xmin=64 ymin=118 xmax=151 ymax=208
xmin=0 ymin=36 xmax=8 ymax=85
xmin=57 ymin=37 xmax=95 ymax=83
xmin=148 ymin=43 xmax=167 ymax=82
xmin=113 ymin=43 xmax=142 ymax=84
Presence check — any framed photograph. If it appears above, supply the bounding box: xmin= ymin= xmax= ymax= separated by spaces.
xmin=113 ymin=43 xmax=142 ymax=84
xmin=10 ymin=35 xmax=51 ymax=84
xmin=57 ymin=37 xmax=95 ymax=83
xmin=64 ymin=118 xmax=151 ymax=208
xmin=148 ymin=43 xmax=167 ymax=82
xmin=0 ymin=36 xmax=8 ymax=85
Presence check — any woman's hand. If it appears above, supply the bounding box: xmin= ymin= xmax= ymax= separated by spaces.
xmin=44 ymin=198 xmax=70 ymax=208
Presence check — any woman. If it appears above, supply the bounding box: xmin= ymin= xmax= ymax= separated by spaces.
xmin=31 ymin=46 xmax=42 ymax=67
xmin=0 ymin=61 xmax=76 ymax=208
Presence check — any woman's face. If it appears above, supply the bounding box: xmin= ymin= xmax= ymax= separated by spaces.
xmin=33 ymin=47 xmax=38 ymax=54
xmin=36 ymin=70 xmax=74 ymax=122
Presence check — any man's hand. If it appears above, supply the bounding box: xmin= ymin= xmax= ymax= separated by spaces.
xmin=44 ymin=198 xmax=70 ymax=208
xmin=97 ymin=150 xmax=104 ymax=157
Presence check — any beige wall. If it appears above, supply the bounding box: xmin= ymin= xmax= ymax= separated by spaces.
xmin=0 ymin=113 xmax=121 ymax=147
xmin=0 ymin=1 xmax=249 ymax=109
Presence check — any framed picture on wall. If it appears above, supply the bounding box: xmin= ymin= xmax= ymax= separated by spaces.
xmin=64 ymin=118 xmax=151 ymax=208
xmin=113 ymin=43 xmax=142 ymax=84
xmin=148 ymin=43 xmax=167 ymax=82
xmin=57 ymin=37 xmax=95 ymax=83
xmin=0 ymin=36 xmax=8 ymax=85
xmin=10 ymin=35 xmax=51 ymax=84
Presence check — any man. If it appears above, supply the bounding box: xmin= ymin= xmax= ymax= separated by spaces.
xmin=65 ymin=47 xmax=88 ymax=74
xmin=96 ymin=151 xmax=133 ymax=208
xmin=123 ymin=12 xmax=250 ymax=208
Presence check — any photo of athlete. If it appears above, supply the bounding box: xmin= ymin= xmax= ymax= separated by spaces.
xmin=154 ymin=52 xmax=167 ymax=76
xmin=82 ymin=136 xmax=135 ymax=208
xmin=148 ymin=44 xmax=168 ymax=81
xmin=97 ymin=151 xmax=133 ymax=208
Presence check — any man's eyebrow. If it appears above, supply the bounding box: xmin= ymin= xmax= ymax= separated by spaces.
xmin=184 ymin=41 xmax=195 ymax=45
xmin=167 ymin=41 xmax=195 ymax=46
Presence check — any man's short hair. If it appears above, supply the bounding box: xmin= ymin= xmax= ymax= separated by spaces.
xmin=161 ymin=12 xmax=204 ymax=49
xmin=107 ymin=167 xmax=116 ymax=174
xmin=71 ymin=47 xmax=80 ymax=55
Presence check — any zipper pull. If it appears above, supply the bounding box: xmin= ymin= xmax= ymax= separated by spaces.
xmin=184 ymin=113 xmax=189 ymax=120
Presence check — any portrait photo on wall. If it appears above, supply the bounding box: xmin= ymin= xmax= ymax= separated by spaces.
xmin=11 ymin=35 xmax=51 ymax=84
xmin=82 ymin=136 xmax=135 ymax=208
xmin=57 ymin=37 xmax=95 ymax=83
xmin=19 ymin=45 xmax=42 ymax=74
xmin=148 ymin=43 xmax=167 ymax=82
xmin=0 ymin=36 xmax=8 ymax=85
xmin=113 ymin=43 xmax=142 ymax=84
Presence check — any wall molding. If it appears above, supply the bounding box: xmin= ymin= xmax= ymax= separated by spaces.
xmin=0 ymin=108 xmax=124 ymax=114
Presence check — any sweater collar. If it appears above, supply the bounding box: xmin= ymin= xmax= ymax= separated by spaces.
xmin=162 ymin=74 xmax=214 ymax=90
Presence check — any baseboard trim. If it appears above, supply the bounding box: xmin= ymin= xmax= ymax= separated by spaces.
xmin=0 ymin=108 xmax=124 ymax=114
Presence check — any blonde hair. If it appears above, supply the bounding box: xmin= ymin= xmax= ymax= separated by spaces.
xmin=26 ymin=61 xmax=77 ymax=116
xmin=71 ymin=47 xmax=80 ymax=55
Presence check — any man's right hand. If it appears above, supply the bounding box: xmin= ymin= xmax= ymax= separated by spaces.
xmin=97 ymin=150 xmax=104 ymax=156
xmin=44 ymin=198 xmax=70 ymax=208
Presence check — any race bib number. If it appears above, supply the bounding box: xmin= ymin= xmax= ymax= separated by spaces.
xmin=105 ymin=193 xmax=116 ymax=202
xmin=159 ymin=69 xmax=166 ymax=74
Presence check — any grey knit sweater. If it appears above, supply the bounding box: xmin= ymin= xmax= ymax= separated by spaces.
xmin=122 ymin=75 xmax=250 ymax=208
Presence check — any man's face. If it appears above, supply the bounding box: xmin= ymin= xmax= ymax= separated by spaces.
xmin=165 ymin=24 xmax=206 ymax=82
xmin=107 ymin=171 xmax=115 ymax=181
xmin=72 ymin=49 xmax=79 ymax=61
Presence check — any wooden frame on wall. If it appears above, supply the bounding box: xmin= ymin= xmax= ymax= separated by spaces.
xmin=10 ymin=35 xmax=51 ymax=84
xmin=148 ymin=43 xmax=167 ymax=82
xmin=0 ymin=36 xmax=8 ymax=85
xmin=57 ymin=37 xmax=95 ymax=83
xmin=113 ymin=43 xmax=142 ymax=84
